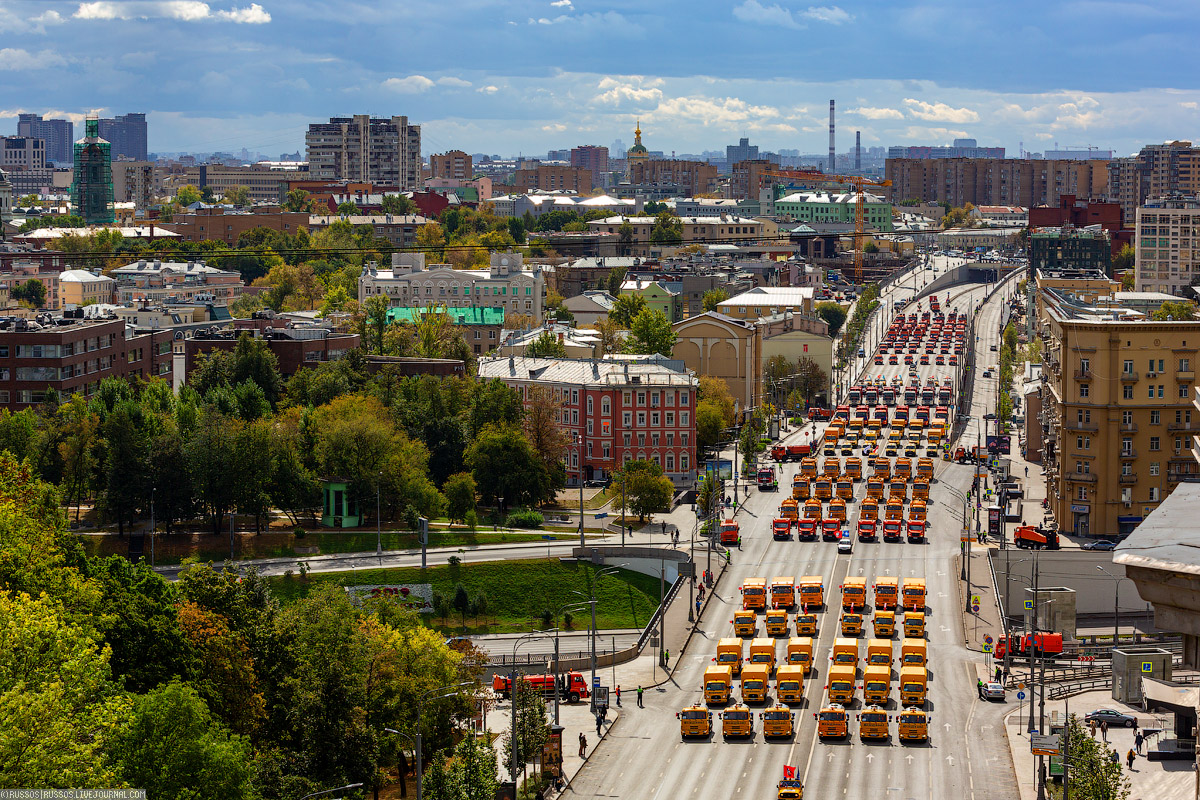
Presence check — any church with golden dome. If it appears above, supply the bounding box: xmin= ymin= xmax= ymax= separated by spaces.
xmin=625 ymin=121 xmax=649 ymax=179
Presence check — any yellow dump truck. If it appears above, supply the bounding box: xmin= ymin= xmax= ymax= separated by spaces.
xmin=732 ymin=609 xmax=756 ymax=637
xmin=866 ymin=638 xmax=893 ymax=667
xmin=703 ymin=665 xmax=733 ymax=705
xmin=858 ymin=705 xmax=891 ymax=740
xmin=862 ymin=665 xmax=892 ymax=706
xmin=826 ymin=664 xmax=856 ymax=705
xmin=897 ymin=706 xmax=929 ymax=741
xmin=816 ymin=704 xmax=849 ymax=738
xmin=900 ymin=638 xmax=927 ymax=668
xmin=775 ymin=665 xmax=805 ymax=704
xmin=898 ymin=666 xmax=927 ymax=706
xmin=715 ymin=637 xmax=743 ymax=676
xmin=740 ymin=663 xmax=771 ymax=704
xmin=677 ymin=705 xmax=713 ymax=738
xmin=720 ymin=704 xmax=754 ymax=738
xmin=748 ymin=638 xmax=777 ymax=672
xmin=903 ymin=611 xmax=925 ymax=638
xmin=765 ymin=608 xmax=789 ymax=637
xmin=798 ymin=576 xmax=824 ymax=609
xmin=761 ymin=704 xmax=795 ymax=738
xmin=785 ymin=637 xmax=814 ymax=673
xmin=831 ymin=637 xmax=859 ymax=667
xmin=873 ymin=610 xmax=896 ymax=638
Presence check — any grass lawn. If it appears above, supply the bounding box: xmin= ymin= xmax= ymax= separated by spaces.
xmin=267 ymin=558 xmax=664 ymax=636
xmin=76 ymin=529 xmax=577 ymax=566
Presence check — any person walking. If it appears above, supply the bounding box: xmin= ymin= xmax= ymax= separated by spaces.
xmin=1135 ymin=731 xmax=1144 ymax=754
xmin=596 ymin=713 xmax=602 ymax=737
xmin=637 ymin=686 xmax=644 ymax=707
xmin=696 ymin=598 xmax=702 ymax=618
xmin=1127 ymin=749 xmax=1136 ymax=770
xmin=1088 ymin=719 xmax=1097 ymax=739
xmin=1025 ymin=466 xmax=1029 ymax=478
xmin=578 ymin=732 xmax=587 ymax=758
xmin=664 ymin=649 xmax=671 ymax=668
xmin=995 ymin=666 xmax=1003 ymax=684
xmin=1100 ymin=720 xmax=1108 ymax=742
xmin=615 ymin=685 xmax=621 ymax=707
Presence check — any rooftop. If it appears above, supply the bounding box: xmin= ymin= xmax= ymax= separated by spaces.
xmin=1115 ymin=483 xmax=1200 ymax=577
xmin=717 ymin=286 xmax=815 ymax=308
xmin=385 ymin=306 xmax=505 ymax=326
xmin=478 ymin=355 xmax=696 ymax=387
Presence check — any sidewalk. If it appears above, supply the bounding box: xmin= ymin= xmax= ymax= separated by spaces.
xmin=1003 ymin=690 xmax=1193 ymax=800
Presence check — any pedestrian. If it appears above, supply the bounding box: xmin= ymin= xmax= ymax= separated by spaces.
xmin=995 ymin=666 xmax=1002 ymax=684
xmin=1110 ymin=749 xmax=1119 ymax=766
xmin=696 ymin=598 xmax=702 ymax=618
xmin=637 ymin=686 xmax=644 ymax=707
xmin=1089 ymin=719 xmax=1097 ymax=738
xmin=616 ymin=685 xmax=621 ymax=707
xmin=1025 ymin=466 xmax=1029 ymax=478
xmin=1127 ymin=749 xmax=1136 ymax=770
xmin=596 ymin=713 xmax=602 ymax=737
xmin=1100 ymin=720 xmax=1108 ymax=741
xmin=578 ymin=732 xmax=586 ymax=758
xmin=1133 ymin=716 xmax=1139 ymax=734
xmin=1135 ymin=731 xmax=1144 ymax=754
xmin=662 ymin=521 xmax=667 ymax=536
xmin=664 ymin=649 xmax=671 ymax=668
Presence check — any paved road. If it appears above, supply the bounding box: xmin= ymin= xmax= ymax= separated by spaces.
xmin=568 ymin=278 xmax=1019 ymax=800
xmin=473 ymin=629 xmax=642 ymax=658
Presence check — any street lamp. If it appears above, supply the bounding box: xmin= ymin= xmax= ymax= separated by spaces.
xmin=385 ymin=681 xmax=474 ymax=800
xmin=1096 ymin=566 xmax=1134 ymax=648
xmin=509 ymin=630 xmax=555 ymax=800
xmin=299 ymin=784 xmax=364 ymax=800
xmin=573 ymin=563 xmax=625 ymax=713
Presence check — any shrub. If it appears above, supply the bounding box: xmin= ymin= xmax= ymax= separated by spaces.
xmin=464 ymin=509 xmax=478 ymax=531
xmin=293 ymin=526 xmax=306 ymax=540
xmin=540 ymin=608 xmax=553 ymax=628
xmin=506 ymin=508 xmax=544 ymax=529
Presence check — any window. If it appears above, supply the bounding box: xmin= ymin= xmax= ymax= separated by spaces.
xmin=1077 ymin=486 xmax=1088 ymax=501
xmin=1123 ymin=359 xmax=1134 ymax=375
xmin=652 ymin=434 xmax=659 ymax=446
xmin=651 ymin=392 xmax=660 ymax=408
xmin=681 ymin=411 xmax=689 ymax=426
xmin=1079 ymin=358 xmax=1090 ymax=374
xmin=1159 ymin=358 xmax=1166 ymax=373
xmin=601 ymin=398 xmax=610 ymax=415
xmin=1121 ymin=463 xmax=1132 ymax=476
xmin=603 ymin=443 xmax=611 ymax=458
xmin=586 ymin=420 xmax=593 ymax=436
xmin=1123 ymin=385 xmax=1134 ymax=400
xmin=637 ymin=392 xmax=646 ymax=406
xmin=1150 ymin=436 xmax=1161 ymax=451
xmin=1150 ymin=487 xmax=1160 ymax=502
xmin=1079 ymin=383 xmax=1089 ymax=398
xmin=572 ymin=389 xmax=579 ymax=404
xmin=1123 ymin=410 xmax=1133 ymax=425
xmin=1177 ymin=437 xmax=1185 ymax=453
xmin=623 ymin=412 xmax=631 ymax=426
xmin=1159 ymin=385 xmax=1166 ymax=398
xmin=680 ymin=391 xmax=689 ymax=405
xmin=666 ymin=454 xmax=675 ymax=471
xmin=637 ymin=412 xmax=646 ymax=426
xmin=651 ymin=413 xmax=660 ymax=426
xmin=623 ymin=391 xmax=632 ymax=405
xmin=681 ymin=453 xmax=690 ymax=470
xmin=682 ymin=433 xmax=690 ymax=446
xmin=623 ymin=433 xmax=631 ymax=446
xmin=1182 ymin=358 xmax=1192 ymax=372
xmin=637 ymin=433 xmax=645 ymax=446
xmin=666 ymin=412 xmax=675 ymax=426
xmin=1151 ymin=410 xmax=1161 ymax=425
xmin=1151 ymin=462 xmax=1160 ymax=476
xmin=1076 ymin=461 xmax=1087 ymax=474
xmin=1122 ymin=437 xmax=1133 ymax=455
xmin=586 ymin=396 xmax=593 ymax=414
xmin=1182 ymin=385 xmax=1192 ymax=399
xmin=667 ymin=432 xmax=674 ymax=445
xmin=1076 ymin=436 xmax=1090 ymax=450
xmin=1149 ymin=358 xmax=1157 ymax=374
xmin=1080 ymin=409 xmax=1092 ymax=423
xmin=1149 ymin=385 xmax=1156 ymax=398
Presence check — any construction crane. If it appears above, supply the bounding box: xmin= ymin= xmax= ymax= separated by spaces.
xmin=760 ymin=169 xmax=893 ymax=283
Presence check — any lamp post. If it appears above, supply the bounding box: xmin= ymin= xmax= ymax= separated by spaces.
xmin=384 ymin=681 xmax=471 ymax=800
xmin=509 ymin=630 xmax=555 ymax=800
xmin=299 ymin=784 xmax=364 ymax=800
xmin=575 ymin=430 xmax=585 ymax=550
xmin=574 ymin=563 xmax=624 ymax=713
xmin=1096 ymin=566 xmax=1133 ymax=647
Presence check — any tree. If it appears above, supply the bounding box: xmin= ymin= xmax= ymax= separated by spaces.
xmin=609 ymin=293 xmax=647 ymax=327
xmin=794 ymin=357 xmax=827 ymax=408
xmin=283 ymin=189 xmax=316 ymax=213
xmin=696 ymin=400 xmax=726 ymax=452
xmin=222 ymin=186 xmax=250 ymax=206
xmin=177 ymin=185 xmax=202 ymax=206
xmin=189 ymin=334 xmax=285 ymax=407
xmin=615 ymin=459 xmax=674 ymax=522
xmin=591 ymin=317 xmax=623 ymax=356
xmin=523 ymin=387 xmax=570 ymax=496
xmin=1152 ymin=300 xmax=1195 ymax=321
xmin=337 ymin=201 xmax=359 ymax=215
xmin=416 ymin=222 xmax=447 ymax=260
xmin=363 ymin=295 xmax=391 ymax=354
xmin=443 ymin=472 xmax=477 ymax=524
xmin=381 ymin=194 xmax=416 ymax=216
xmin=624 ymin=307 xmax=677 ymax=357
xmin=502 ymin=676 xmax=548 ymax=792
xmin=617 ymin=222 xmax=635 ymax=256
xmin=764 ymin=354 xmax=792 ymax=382
xmin=525 ymin=330 xmax=567 ymax=358
xmin=1121 ymin=270 xmax=1135 ymax=290
xmin=465 ymin=423 xmax=551 ymax=511
xmin=698 ymin=375 xmax=736 ymax=427
xmin=815 ymin=301 xmax=847 ymax=336
xmin=649 ymin=210 xmax=683 ymax=245
xmin=98 ymin=400 xmax=150 ymax=535
xmin=108 ymin=681 xmax=254 ymax=800
xmin=11 ymin=278 xmax=47 ymax=308
xmin=186 ymin=409 xmax=241 ymax=535
xmin=863 ymin=241 xmax=879 ymax=254
xmin=1058 ymin=713 xmax=1130 ymax=800
xmin=607 ymin=263 xmax=628 ymax=294
xmin=702 ymin=288 xmax=730 ymax=312
xmin=422 ymin=733 xmax=500 ymax=800
xmin=1113 ymin=243 xmax=1135 ymax=271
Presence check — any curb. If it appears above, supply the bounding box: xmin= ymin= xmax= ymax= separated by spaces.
xmin=556 ymin=707 xmax=622 ymax=797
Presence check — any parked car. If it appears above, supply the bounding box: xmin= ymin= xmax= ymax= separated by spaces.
xmin=979 ymin=681 xmax=1006 ymax=701
xmin=1084 ymin=709 xmax=1137 ymax=727
xmin=1081 ymin=540 xmax=1117 ymax=551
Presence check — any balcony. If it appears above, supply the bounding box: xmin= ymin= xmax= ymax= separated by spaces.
xmin=1120 ymin=449 xmax=1138 ymax=459
xmin=1178 ymin=371 xmax=1196 ymax=382
xmin=1065 ymin=471 xmax=1098 ymax=483
xmin=1168 ymin=421 xmax=1200 ymax=432
xmin=1119 ymin=473 xmax=1137 ymax=485
xmin=1120 ymin=371 xmax=1139 ymax=382
xmin=1074 ymin=369 xmax=1093 ymax=381
xmin=1065 ymin=421 xmax=1099 ymax=433
xmin=1120 ymin=422 xmax=1139 ymax=433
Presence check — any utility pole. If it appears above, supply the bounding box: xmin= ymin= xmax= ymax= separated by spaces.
xmin=149 ymin=487 xmax=155 ymax=567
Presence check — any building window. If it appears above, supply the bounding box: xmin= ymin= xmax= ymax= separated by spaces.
xmin=1182 ymin=385 xmax=1192 ymax=399
xmin=1077 ymin=486 xmax=1088 ymax=501
xmin=666 ymin=412 xmax=674 ymax=426
xmin=1149 ymin=385 xmax=1156 ymax=399
xmin=681 ymin=411 xmax=689 ymax=426
xmin=638 ymin=434 xmax=645 ymax=446
xmin=652 ymin=434 xmax=659 ymax=446
xmin=1177 ymin=437 xmax=1185 ymax=453
xmin=601 ymin=398 xmax=610 ymax=415
xmin=1150 ymin=487 xmax=1160 ymax=502
xmin=623 ymin=412 xmax=632 ymax=426
xmin=1151 ymin=410 xmax=1161 ymax=425
xmin=1123 ymin=410 xmax=1134 ymax=425
xmin=587 ymin=397 xmax=593 ymax=414
xmin=637 ymin=412 xmax=646 ymax=426
xmin=1122 ymin=438 xmax=1133 ymax=455
xmin=623 ymin=433 xmax=631 ymax=446
xmin=637 ymin=392 xmax=646 ymax=406
xmin=1121 ymin=463 xmax=1132 ymax=476
xmin=572 ymin=389 xmax=579 ymax=404
xmin=1076 ymin=436 xmax=1090 ymax=450
xmin=651 ymin=412 xmax=660 ymax=426
xmin=1150 ymin=436 xmax=1161 ymax=451
xmin=1123 ymin=359 xmax=1134 ymax=375
xmin=587 ymin=420 xmax=593 ymax=436
xmin=1151 ymin=462 xmax=1160 ymax=476
xmin=1079 ymin=409 xmax=1091 ymax=423
xmin=1159 ymin=385 xmax=1165 ymax=398
xmin=1182 ymin=358 xmax=1191 ymax=372
xmin=1079 ymin=384 xmax=1089 ymax=398
xmin=1079 ymin=358 xmax=1090 ymax=374
xmin=680 ymin=391 xmax=689 ymax=405
xmin=1123 ymin=385 xmax=1134 ymax=400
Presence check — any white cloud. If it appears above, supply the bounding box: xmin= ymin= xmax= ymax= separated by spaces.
xmin=0 ymin=7 xmax=66 ymax=33
xmin=382 ymin=75 xmax=435 ymax=93
xmin=651 ymin=95 xmax=782 ymax=128
xmin=477 ymin=85 xmax=500 ymax=95
xmin=903 ymin=98 xmax=980 ymax=123
xmin=1182 ymin=101 xmax=1199 ymax=110
xmin=0 ymin=48 xmax=68 ymax=70
xmin=733 ymin=0 xmax=803 ymax=29
xmin=542 ymin=123 xmax=567 ymax=132
xmin=801 ymin=5 xmax=851 ymax=24
xmin=550 ymin=0 xmax=572 ymax=6
xmin=593 ymin=83 xmax=663 ymax=107
xmin=849 ymin=106 xmax=904 ymax=120
xmin=1035 ymin=133 xmax=1054 ymax=140
xmin=34 ymin=9 xmax=66 ymax=26
xmin=74 ymin=1 xmax=270 ymax=23
xmin=437 ymin=77 xmax=471 ymax=88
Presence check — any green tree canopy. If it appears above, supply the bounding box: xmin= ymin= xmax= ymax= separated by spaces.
xmin=649 ymin=210 xmax=683 ymax=245
xmin=609 ymin=293 xmax=647 ymax=327
xmin=381 ymin=193 xmax=417 ymax=215
xmin=11 ymin=278 xmax=47 ymax=308
xmin=525 ymin=330 xmax=568 ymax=359
xmin=443 ymin=472 xmax=477 ymax=524
xmin=465 ymin=423 xmax=551 ymax=511
xmin=623 ymin=307 xmax=678 ymax=357
xmin=614 ymin=459 xmax=675 ymax=522
xmin=702 ymin=288 xmax=730 ymax=312
xmin=815 ymin=301 xmax=848 ymax=336
xmin=1152 ymin=300 xmax=1195 ymax=321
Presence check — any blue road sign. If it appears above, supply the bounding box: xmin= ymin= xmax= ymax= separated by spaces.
xmin=1142 ymin=661 xmax=1154 ymax=673
xmin=594 ymin=512 xmax=608 ymax=519
xmin=1017 ymin=691 xmax=1026 ymax=700
xmin=542 ymin=535 xmax=555 ymax=541
xmin=1024 ymin=600 xmax=1034 ymax=610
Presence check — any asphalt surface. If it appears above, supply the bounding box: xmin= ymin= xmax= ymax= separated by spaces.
xmin=567 ymin=272 xmax=1019 ymax=800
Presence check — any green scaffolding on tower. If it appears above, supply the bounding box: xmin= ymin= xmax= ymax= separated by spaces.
xmin=70 ymin=117 xmax=115 ymax=224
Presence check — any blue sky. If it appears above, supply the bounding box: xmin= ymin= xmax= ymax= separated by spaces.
xmin=2 ymin=0 xmax=1199 ymax=158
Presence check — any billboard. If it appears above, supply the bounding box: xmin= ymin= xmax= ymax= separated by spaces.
xmin=706 ymin=459 xmax=734 ymax=480
xmin=986 ymin=435 xmax=1011 ymax=455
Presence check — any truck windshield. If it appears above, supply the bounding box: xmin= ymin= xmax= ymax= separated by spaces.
xmin=743 ymin=588 xmax=765 ymax=595
xmin=899 ymin=714 xmax=925 ymax=724
xmin=862 ymin=713 xmax=887 ymax=722
xmin=834 ymin=653 xmax=854 ymax=663
xmin=778 ymin=681 xmax=800 ymax=691
xmin=902 ymin=683 xmax=922 ymax=693
xmin=717 ymin=653 xmax=738 ymax=662
xmin=764 ymin=711 xmax=790 ymax=720
xmin=743 ymin=680 xmax=764 ymax=690
xmin=706 ymin=682 xmax=727 ymax=692
xmin=866 ymin=681 xmax=888 ymax=692
xmin=789 ymin=653 xmax=809 ymax=662
xmin=904 ymin=654 xmax=924 ymax=664
xmin=818 ymin=712 xmax=845 ymax=721
xmin=830 ymin=681 xmax=852 ymax=692
xmin=724 ymin=711 xmax=749 ymax=720
xmin=751 ymin=654 xmax=770 ymax=662
xmin=680 ymin=710 xmax=707 ymax=720
xmin=869 ymin=654 xmax=889 ymax=664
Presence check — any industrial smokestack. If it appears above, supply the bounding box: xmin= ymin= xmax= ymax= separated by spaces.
xmin=828 ymin=100 xmax=835 ymax=173
xmin=855 ymin=130 xmax=861 ymax=173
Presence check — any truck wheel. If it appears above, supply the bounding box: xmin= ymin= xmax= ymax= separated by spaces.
xmin=569 ymin=692 xmax=580 ymax=703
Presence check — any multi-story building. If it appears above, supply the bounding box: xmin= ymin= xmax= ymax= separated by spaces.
xmin=71 ymin=118 xmax=115 ymax=225
xmin=59 ymin=270 xmax=115 ymax=307
xmin=111 ymin=161 xmax=156 ymax=210
xmin=305 ymin=115 xmax=422 ymax=190
xmin=714 ymin=286 xmax=828 ymax=332
xmin=1030 ymin=227 xmax=1112 ymax=275
xmin=359 ymin=251 xmax=545 ymax=321
xmin=163 ymin=207 xmax=312 ymax=244
xmin=428 ymin=150 xmax=472 ymax=181
xmin=1033 ymin=266 xmax=1117 ymax=324
xmin=97 ymin=113 xmax=148 ymax=162
xmin=887 ymin=139 xmax=1005 ymax=159
xmin=1028 ymin=194 xmax=1125 ymax=254
xmin=586 ymin=215 xmax=767 ymax=256
xmin=306 ymin=214 xmax=430 ymax=248
xmin=183 ymin=327 xmax=359 ymax=382
xmin=17 ymin=114 xmax=74 ymax=165
xmin=512 ymin=165 xmax=592 ymax=193
xmin=619 ymin=279 xmax=682 ymax=322
xmin=110 ymin=259 xmax=243 ymax=305
xmin=1135 ymin=196 xmax=1200 ymax=295
xmin=1040 ymin=287 xmax=1200 ymax=538
xmin=1 ymin=137 xmax=46 ymax=172
xmin=570 ymin=146 xmax=609 ymax=187
xmin=476 ymin=355 xmax=699 ymax=488
xmin=0 ymin=169 xmax=11 ymax=227
xmin=730 ymin=159 xmax=776 ymax=200
xmin=627 ymin=159 xmax=718 ymax=197
xmin=0 ymin=262 xmax=61 ymax=309
xmin=385 ymin=306 xmax=504 ymax=355
xmin=1107 ymin=141 xmax=1200 ymax=222
xmin=885 ymin=157 xmax=1109 ymax=210
xmin=175 ymin=164 xmax=302 ymax=204
xmin=0 ymin=313 xmax=172 ymax=408
xmin=774 ymin=190 xmax=893 ymax=231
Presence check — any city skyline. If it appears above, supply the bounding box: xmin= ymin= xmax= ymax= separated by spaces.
xmin=1 ymin=0 xmax=1199 ymax=158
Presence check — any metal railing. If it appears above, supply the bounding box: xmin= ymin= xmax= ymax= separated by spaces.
xmin=1048 ymin=671 xmax=1200 ymax=700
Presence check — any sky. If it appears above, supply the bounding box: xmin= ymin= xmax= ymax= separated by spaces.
xmin=2 ymin=0 xmax=1200 ymax=159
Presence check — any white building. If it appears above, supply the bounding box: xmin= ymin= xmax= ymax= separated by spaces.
xmin=359 ymin=251 xmax=546 ymax=322
xmin=971 ymin=205 xmax=1028 ymax=226
xmin=1136 ymin=197 xmax=1200 ymax=296
xmin=482 ymin=192 xmax=640 ymax=219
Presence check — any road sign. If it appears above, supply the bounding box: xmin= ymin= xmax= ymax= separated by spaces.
xmin=1031 ymin=733 xmax=1061 ymax=756
xmin=1023 ymin=599 xmax=1034 ymax=611
xmin=984 ymin=635 xmax=994 ymax=645
xmin=542 ymin=535 xmax=555 ymax=541
xmin=1142 ymin=661 xmax=1154 ymax=673
xmin=1018 ymin=682 xmax=1025 ymax=690
xmin=594 ymin=687 xmax=608 ymax=709
xmin=649 ymin=636 xmax=660 ymax=648
xmin=983 ymin=643 xmax=993 ymax=653
xmin=1017 ymin=691 xmax=1026 ymax=700
xmin=593 ymin=677 xmax=600 ymax=687
xmin=594 ymin=512 xmax=608 ymax=519
xmin=972 ymin=605 xmax=980 ymax=613
xmin=971 ymin=595 xmax=981 ymax=605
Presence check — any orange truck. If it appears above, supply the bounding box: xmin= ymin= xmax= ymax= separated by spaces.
xmin=841 ymin=577 xmax=867 ymax=611
xmin=719 ymin=519 xmax=740 ymax=546
xmin=873 ymin=576 xmax=899 ymax=610
xmin=771 ymin=576 xmax=796 ymax=609
xmin=798 ymin=576 xmax=824 ymax=609
xmin=493 ymin=671 xmax=590 ymax=703
xmin=741 ymin=577 xmax=767 ymax=610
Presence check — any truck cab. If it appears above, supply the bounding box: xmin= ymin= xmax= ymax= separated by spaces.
xmin=821 ymin=519 xmax=842 ymax=541
xmin=772 ymin=518 xmax=792 ymax=540
xmin=765 ymin=609 xmax=789 ymax=637
xmin=803 ymin=498 xmax=822 ymax=519
xmin=771 ymin=576 xmax=796 ymax=610
xmin=677 ymin=705 xmax=713 ymax=738
xmin=898 ymin=666 xmax=927 ymax=706
xmin=719 ymin=519 xmax=740 ymax=546
xmin=761 ymin=704 xmax=795 ymax=738
xmin=831 ymin=637 xmax=859 ymax=667
xmin=798 ymin=576 xmax=824 ymax=609
xmin=911 ymin=479 xmax=930 ymax=501
xmin=740 ymin=664 xmax=771 ymax=704
xmin=857 ymin=518 xmax=877 ymax=541
xmin=873 ymin=577 xmax=899 ymax=609
xmin=720 ymin=704 xmax=754 ymax=738
xmin=866 ymin=638 xmax=893 ymax=667
xmin=844 ymin=457 xmax=863 ymax=480
xmin=814 ymin=478 xmax=833 ymax=501
xmin=777 ymin=779 xmax=804 ymax=799
xmin=794 ymin=611 xmax=818 ymax=636
xmin=715 ymin=637 xmax=744 ymax=676
xmin=902 ymin=611 xmax=925 ymax=638
xmin=775 ymin=665 xmax=805 ymax=704
xmin=905 ymin=519 xmax=927 ymax=542
xmin=836 ymin=478 xmax=854 ymax=501
xmin=901 ymin=578 xmax=926 ymax=611
xmin=792 ymin=476 xmax=810 ymax=500
xmin=816 ymin=704 xmax=849 ymax=738
xmin=861 ymin=498 xmax=880 ymax=521
xmin=826 ymin=665 xmax=856 ymax=705
xmin=884 ymin=498 xmax=905 ymax=520
xmin=901 ymin=638 xmax=928 ymax=668
xmin=840 ymin=612 xmax=863 ymax=637
xmin=732 ymin=610 xmax=757 ymax=637
xmin=873 ymin=610 xmax=896 ymax=638
xmin=858 ymin=705 xmax=891 ymax=740
xmin=796 ymin=519 xmax=818 ymax=540
xmin=800 ymin=457 xmax=818 ymax=480
xmin=785 ymin=637 xmax=814 ymax=673
xmin=894 ymin=458 xmax=913 ymax=481
xmin=897 ymin=706 xmax=930 ymax=741
xmin=827 ymin=497 xmax=848 ymax=521
xmin=757 ymin=466 xmax=778 ymax=491
xmin=748 ymin=638 xmax=776 ymax=672
xmin=779 ymin=499 xmax=799 ymax=520
xmin=822 ymin=457 xmax=840 ymax=478
xmin=908 ymin=497 xmax=927 ymax=521
xmin=703 ymin=665 xmax=733 ymax=705
xmin=862 ymin=664 xmax=891 ymax=705
xmin=741 ymin=577 xmax=767 ymax=610
xmin=841 ymin=577 xmax=867 ymax=611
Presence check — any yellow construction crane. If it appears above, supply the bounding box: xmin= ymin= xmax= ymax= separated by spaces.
xmin=761 ymin=169 xmax=893 ymax=283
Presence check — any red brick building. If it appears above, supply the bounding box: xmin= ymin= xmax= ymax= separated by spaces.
xmin=183 ymin=327 xmax=360 ymax=381
xmin=1028 ymin=194 xmax=1129 ymax=255
xmin=477 ymin=355 xmax=698 ymax=488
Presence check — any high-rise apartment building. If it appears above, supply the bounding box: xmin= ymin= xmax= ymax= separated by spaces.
xmin=428 ymin=150 xmax=472 ymax=180
xmin=628 ymin=159 xmax=718 ymax=197
xmin=1039 ymin=286 xmax=1200 ymax=538
xmin=305 ymin=115 xmax=422 ymax=190
xmin=0 ymin=137 xmax=45 ymax=172
xmin=726 ymin=138 xmax=759 ymax=169
xmin=512 ymin=165 xmax=592 ymax=193
xmin=1135 ymin=196 xmax=1200 ymax=295
xmin=16 ymin=114 xmax=73 ymax=164
xmin=887 ymin=139 xmax=1005 ymax=159
xmin=885 ymin=158 xmax=1109 ymax=209
xmin=1029 ymin=227 xmax=1112 ymax=275
xmin=1107 ymin=142 xmax=1200 ymax=222
xmin=97 ymin=113 xmax=148 ymax=161
xmin=570 ymin=146 xmax=609 ymax=186
xmin=111 ymin=161 xmax=156 ymax=209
